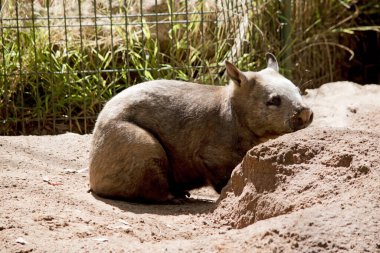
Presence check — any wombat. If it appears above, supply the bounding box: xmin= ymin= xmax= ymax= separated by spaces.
xmin=89 ymin=53 xmax=313 ymax=203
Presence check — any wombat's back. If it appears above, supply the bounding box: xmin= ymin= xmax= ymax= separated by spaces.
xmin=96 ymin=80 xmax=231 ymax=142
xmin=98 ymin=80 xmax=224 ymax=121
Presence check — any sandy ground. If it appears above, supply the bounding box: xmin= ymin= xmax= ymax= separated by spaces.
xmin=1 ymin=81 xmax=379 ymax=252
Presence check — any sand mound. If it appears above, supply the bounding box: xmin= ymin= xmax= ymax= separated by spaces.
xmin=214 ymin=127 xmax=380 ymax=228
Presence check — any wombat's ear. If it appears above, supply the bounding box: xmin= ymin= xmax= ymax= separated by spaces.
xmin=225 ymin=61 xmax=247 ymax=87
xmin=266 ymin=53 xmax=279 ymax=72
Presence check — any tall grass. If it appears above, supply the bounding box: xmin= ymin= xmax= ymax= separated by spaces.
xmin=0 ymin=0 xmax=379 ymax=135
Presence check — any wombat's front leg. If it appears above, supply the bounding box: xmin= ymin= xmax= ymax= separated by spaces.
xmin=89 ymin=121 xmax=173 ymax=203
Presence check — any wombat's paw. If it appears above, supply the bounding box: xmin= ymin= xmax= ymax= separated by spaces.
xmin=173 ymin=190 xmax=191 ymax=198
xmin=165 ymin=193 xmax=190 ymax=205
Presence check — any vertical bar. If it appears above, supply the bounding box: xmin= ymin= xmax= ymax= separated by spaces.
xmin=155 ymin=0 xmax=160 ymax=76
xmin=139 ymin=0 xmax=146 ymax=80
xmin=123 ymin=0 xmax=130 ymax=85
xmin=139 ymin=0 xmax=145 ymax=42
xmin=0 ymin=0 xmax=9 ymax=134
xmin=217 ymin=0 xmax=227 ymax=84
xmin=15 ymin=0 xmax=25 ymax=134
xmin=200 ymin=0 xmax=205 ymax=83
xmin=78 ymin=0 xmax=86 ymax=133
xmin=248 ymin=0 xmax=254 ymax=49
xmin=236 ymin=0 xmax=245 ymax=66
xmin=169 ymin=0 xmax=174 ymax=79
xmin=63 ymin=0 xmax=72 ymax=132
xmin=224 ymin=0 xmax=231 ymax=63
xmin=214 ymin=0 xmax=219 ymax=85
xmin=93 ymin=0 xmax=100 ymax=73
xmin=93 ymin=0 xmax=102 ymax=119
xmin=232 ymin=0 xmax=237 ymax=64
xmin=108 ymin=0 xmax=116 ymax=94
xmin=185 ymin=0 xmax=190 ymax=81
xmin=31 ymin=0 xmax=41 ymax=133
xmin=46 ymin=0 xmax=56 ymax=133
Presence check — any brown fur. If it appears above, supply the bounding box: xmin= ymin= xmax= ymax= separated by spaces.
xmin=89 ymin=54 xmax=313 ymax=203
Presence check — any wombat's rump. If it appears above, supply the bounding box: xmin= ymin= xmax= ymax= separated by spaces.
xmin=89 ymin=54 xmax=313 ymax=203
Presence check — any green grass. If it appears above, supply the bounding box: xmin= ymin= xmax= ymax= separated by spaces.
xmin=0 ymin=0 xmax=379 ymax=134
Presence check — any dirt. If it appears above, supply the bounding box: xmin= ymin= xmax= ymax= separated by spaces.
xmin=1 ymin=81 xmax=380 ymax=252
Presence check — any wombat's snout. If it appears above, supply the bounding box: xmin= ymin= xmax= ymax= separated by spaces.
xmin=291 ymin=107 xmax=313 ymax=131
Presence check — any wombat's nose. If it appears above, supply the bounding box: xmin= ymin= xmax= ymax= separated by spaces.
xmin=292 ymin=107 xmax=313 ymax=130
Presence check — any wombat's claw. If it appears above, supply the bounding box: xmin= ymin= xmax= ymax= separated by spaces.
xmin=172 ymin=190 xmax=191 ymax=198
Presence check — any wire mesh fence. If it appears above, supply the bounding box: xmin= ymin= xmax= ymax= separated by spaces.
xmin=1 ymin=0 xmax=269 ymax=135
xmin=1 ymin=0 xmax=372 ymax=135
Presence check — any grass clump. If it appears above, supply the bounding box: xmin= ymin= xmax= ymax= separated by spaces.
xmin=0 ymin=0 xmax=379 ymax=134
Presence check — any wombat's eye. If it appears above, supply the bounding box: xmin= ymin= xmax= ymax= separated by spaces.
xmin=266 ymin=95 xmax=281 ymax=107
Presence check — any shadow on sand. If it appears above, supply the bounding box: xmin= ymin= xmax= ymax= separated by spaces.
xmin=91 ymin=193 xmax=218 ymax=216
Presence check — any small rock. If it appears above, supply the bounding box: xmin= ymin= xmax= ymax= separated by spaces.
xmin=78 ymin=168 xmax=89 ymax=173
xmin=347 ymin=106 xmax=357 ymax=114
xmin=15 ymin=237 xmax=28 ymax=245
xmin=63 ymin=168 xmax=77 ymax=174
xmin=92 ymin=237 xmax=108 ymax=242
